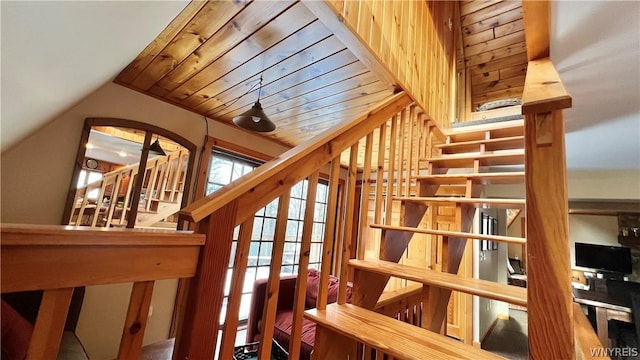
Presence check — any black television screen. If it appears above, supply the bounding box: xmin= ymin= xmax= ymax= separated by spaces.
xmin=575 ymin=242 xmax=632 ymax=274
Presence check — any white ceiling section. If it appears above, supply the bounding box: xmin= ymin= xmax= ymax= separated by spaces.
xmin=552 ymin=1 xmax=640 ymax=170
xmin=0 ymin=0 xmax=189 ymax=152
xmin=1 ymin=1 xmax=639 ymax=170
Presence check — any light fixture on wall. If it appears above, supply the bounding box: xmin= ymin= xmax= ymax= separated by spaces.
xmin=148 ymin=135 xmax=166 ymax=156
xmin=233 ymin=75 xmax=276 ymax=133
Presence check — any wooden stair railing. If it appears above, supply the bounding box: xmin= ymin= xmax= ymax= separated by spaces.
xmin=0 ymin=223 xmax=204 ymax=360
xmin=176 ymin=91 xmax=420 ymax=360
xmin=69 ymin=149 xmax=188 ymax=228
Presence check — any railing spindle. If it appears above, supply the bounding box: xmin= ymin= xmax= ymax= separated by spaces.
xmin=374 ymin=123 xmax=387 ymax=224
xmin=339 ymin=144 xmax=360 ymax=304
xmin=317 ymin=158 xmax=341 ymax=311
xmin=145 ymin=161 xmax=161 ymax=211
xmin=218 ymin=217 xmax=255 ymax=360
xmin=385 ymin=114 xmax=399 ymax=225
xmin=257 ymin=192 xmax=291 ymax=360
xmin=357 ymin=133 xmax=374 ymax=260
xmin=406 ymin=106 xmax=416 ymax=196
xmin=397 ymin=109 xmax=406 ymax=198
xmin=289 ymin=172 xmax=320 ymax=360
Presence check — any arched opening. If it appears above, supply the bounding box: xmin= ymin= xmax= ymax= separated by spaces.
xmin=62 ymin=118 xmax=197 ymax=229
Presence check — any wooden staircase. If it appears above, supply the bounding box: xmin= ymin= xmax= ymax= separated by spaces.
xmin=175 ymin=58 xmax=592 ymax=359
xmin=305 ymin=119 xmax=528 ymax=359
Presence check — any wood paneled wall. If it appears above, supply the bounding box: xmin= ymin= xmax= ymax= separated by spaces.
xmin=327 ymin=0 xmax=458 ymax=130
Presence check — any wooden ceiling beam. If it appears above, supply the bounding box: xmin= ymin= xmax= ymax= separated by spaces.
xmin=522 ymin=0 xmax=550 ymax=61
xmin=301 ymin=0 xmax=397 ymax=93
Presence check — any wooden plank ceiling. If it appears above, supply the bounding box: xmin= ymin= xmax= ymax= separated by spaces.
xmin=460 ymin=0 xmax=527 ymax=111
xmin=115 ymin=1 xmax=394 ymax=148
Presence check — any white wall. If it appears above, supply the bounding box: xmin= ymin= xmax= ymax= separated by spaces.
xmin=1 ymin=82 xmax=291 ymax=359
xmin=474 ymin=209 xmax=509 ymax=342
xmin=567 ymin=170 xmax=640 ymax=200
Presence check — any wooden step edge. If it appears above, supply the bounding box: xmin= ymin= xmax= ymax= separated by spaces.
xmin=305 ymin=303 xmax=505 ymax=360
xmin=414 ymin=172 xmax=525 ymax=185
xmin=395 ymin=196 xmax=526 ymax=209
xmin=573 ymin=303 xmax=608 ymax=360
xmin=350 ymin=259 xmax=527 ymax=307
xmin=370 ymin=224 xmax=526 ymax=244
xmin=427 ymin=150 xmax=525 ymax=160
xmin=444 ymin=119 xmax=524 ymax=136
xmin=436 ymin=135 xmax=525 ymax=148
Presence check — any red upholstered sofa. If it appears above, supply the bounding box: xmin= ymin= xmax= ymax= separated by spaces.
xmin=246 ymin=269 xmax=352 ymax=360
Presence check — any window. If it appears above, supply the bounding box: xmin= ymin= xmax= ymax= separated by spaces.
xmin=206 ymin=150 xmax=328 ymax=322
xmin=77 ymin=170 xmax=103 ymax=200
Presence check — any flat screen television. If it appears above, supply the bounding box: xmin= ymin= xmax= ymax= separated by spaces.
xmin=575 ymin=242 xmax=632 ymax=274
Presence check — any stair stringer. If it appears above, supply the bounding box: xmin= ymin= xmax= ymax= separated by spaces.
xmin=422 ymin=203 xmax=476 ymax=333
xmin=135 ymin=194 xmax=183 ymax=227
xmin=352 ymin=200 xmax=428 ymax=309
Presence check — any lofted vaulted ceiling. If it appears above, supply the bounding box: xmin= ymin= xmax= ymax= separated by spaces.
xmin=115 ymin=1 xmax=394 ymax=148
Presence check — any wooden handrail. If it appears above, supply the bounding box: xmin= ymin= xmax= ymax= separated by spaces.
xmin=573 ymin=303 xmax=609 ymax=359
xmin=1 ymin=223 xmax=204 ymax=293
xmin=180 ymin=91 xmax=413 ymax=223
xmin=521 ymin=58 xmax=572 ymax=115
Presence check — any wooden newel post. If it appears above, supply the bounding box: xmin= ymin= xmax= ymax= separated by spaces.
xmin=174 ymin=200 xmax=238 ymax=359
xmin=522 ymin=58 xmax=573 ymax=359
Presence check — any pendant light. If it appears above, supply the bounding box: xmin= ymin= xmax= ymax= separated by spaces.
xmin=148 ymin=135 xmax=166 ymax=156
xmin=233 ymin=75 xmax=276 ymax=132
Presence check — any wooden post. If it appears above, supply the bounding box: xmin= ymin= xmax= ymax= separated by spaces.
xmin=521 ymin=58 xmax=573 ymax=359
xmin=27 ymin=288 xmax=73 ymax=360
xmin=118 ymin=281 xmax=154 ymax=360
xmin=174 ymin=201 xmax=238 ymax=360
xmin=525 ymin=109 xmax=574 ymax=359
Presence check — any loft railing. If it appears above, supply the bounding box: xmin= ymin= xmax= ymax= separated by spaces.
xmin=176 ymin=91 xmax=445 ymax=359
xmin=0 ymin=223 xmax=204 ymax=360
xmin=69 ymin=149 xmax=188 ymax=227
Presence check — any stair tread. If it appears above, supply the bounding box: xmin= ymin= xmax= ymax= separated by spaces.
xmin=396 ymin=196 xmax=525 ymax=209
xmin=444 ymin=119 xmax=524 ymax=143
xmin=437 ymin=136 xmax=524 ymax=154
xmin=370 ymin=223 xmax=526 ymax=244
xmin=423 ymin=151 xmax=525 ymax=168
xmin=304 ymin=303 xmax=504 ymax=360
xmin=414 ymin=172 xmax=525 ymax=185
xmin=350 ymin=259 xmax=527 ymax=306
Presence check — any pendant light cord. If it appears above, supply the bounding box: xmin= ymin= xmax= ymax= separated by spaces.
xmin=257 ymin=75 xmax=263 ymax=103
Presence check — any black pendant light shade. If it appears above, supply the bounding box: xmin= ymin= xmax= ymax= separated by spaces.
xmin=149 ymin=138 xmax=166 ymax=156
xmin=233 ymin=101 xmax=276 ymax=132
xmin=233 ymin=74 xmax=276 ymax=132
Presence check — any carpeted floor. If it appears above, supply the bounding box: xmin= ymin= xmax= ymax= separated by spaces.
xmin=482 ymin=309 xmax=529 ymax=360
